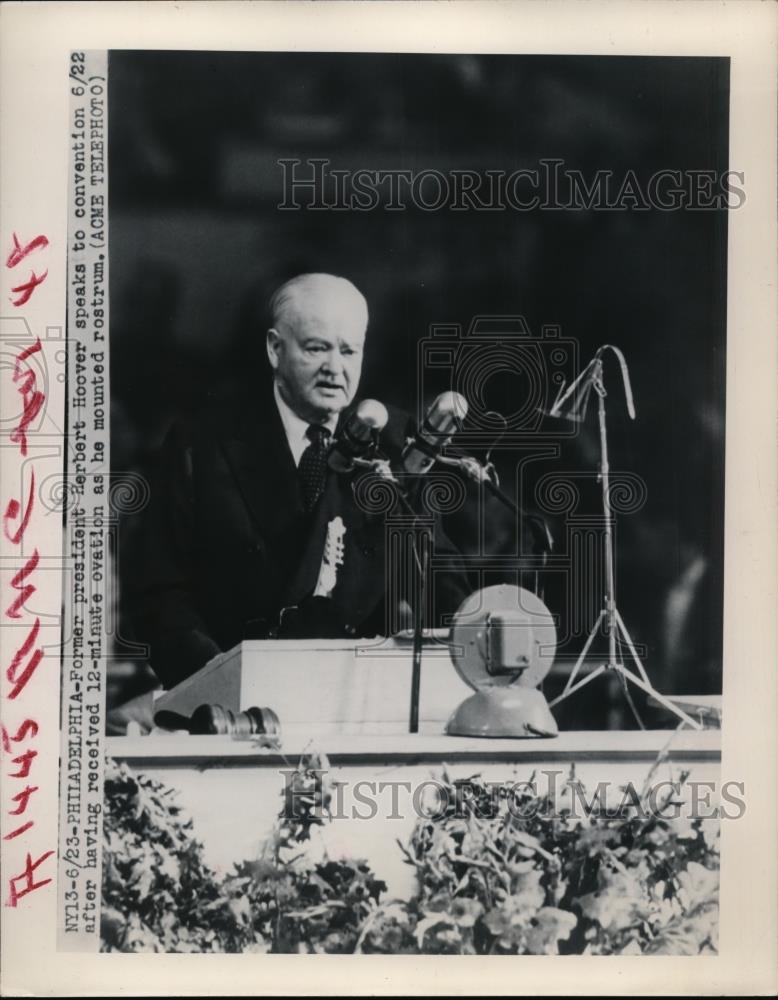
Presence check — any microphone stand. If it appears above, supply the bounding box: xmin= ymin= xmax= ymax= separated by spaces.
xmin=396 ymin=475 xmax=431 ymax=736
xmin=391 ymin=428 xmax=555 ymax=731
xmin=350 ymin=452 xmax=429 ymax=734
xmin=409 ymin=527 xmax=428 ymax=734
xmin=352 ymin=436 xmax=551 ymax=733
xmin=545 ymin=345 xmax=703 ymax=731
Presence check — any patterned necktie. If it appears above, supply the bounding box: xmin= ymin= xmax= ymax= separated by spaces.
xmin=298 ymin=423 xmax=330 ymax=512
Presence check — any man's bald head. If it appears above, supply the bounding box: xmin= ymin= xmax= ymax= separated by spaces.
xmin=269 ymin=273 xmax=368 ymax=339
xmin=267 ymin=274 xmax=368 ymax=423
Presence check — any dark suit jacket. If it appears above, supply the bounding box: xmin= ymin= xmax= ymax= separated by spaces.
xmin=129 ymin=384 xmax=471 ymax=687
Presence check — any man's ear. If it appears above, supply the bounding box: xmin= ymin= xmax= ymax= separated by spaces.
xmin=266 ymin=327 xmax=282 ymax=370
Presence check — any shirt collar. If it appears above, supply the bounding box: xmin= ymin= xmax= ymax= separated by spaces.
xmin=273 ymin=381 xmax=338 ymax=466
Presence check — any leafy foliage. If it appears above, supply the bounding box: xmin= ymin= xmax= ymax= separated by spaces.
xmin=102 ymin=755 xmax=719 ymax=955
xmin=101 ymin=754 xmax=384 ymax=953
xmin=386 ymin=766 xmax=720 ymax=955
xmin=101 ymin=757 xmax=262 ymax=952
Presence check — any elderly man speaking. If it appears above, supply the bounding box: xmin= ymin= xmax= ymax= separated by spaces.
xmin=131 ymin=273 xmax=470 ymax=688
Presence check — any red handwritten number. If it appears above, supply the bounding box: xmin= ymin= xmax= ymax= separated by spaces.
xmin=9 ymin=270 xmax=48 ymax=308
xmin=3 ymin=239 xmax=51 ymax=904
xmin=3 ymin=820 xmax=33 ymax=841
xmin=6 ymin=232 xmax=50 ymax=305
xmin=0 ymin=720 xmax=39 ymax=753
xmin=8 ymin=785 xmax=38 ymax=816
xmin=13 ymin=337 xmax=43 ymax=372
xmin=6 ymin=620 xmax=43 ymax=701
xmin=5 ymin=233 xmax=49 ymax=269
xmin=6 ymin=850 xmax=54 ymax=907
xmin=10 ymin=338 xmax=44 ymax=454
xmin=3 ymin=470 xmax=35 ymax=546
xmin=8 ymin=749 xmax=37 ymax=780
xmin=5 ymin=549 xmax=39 ymax=620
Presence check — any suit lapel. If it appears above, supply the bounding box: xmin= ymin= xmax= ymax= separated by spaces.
xmin=217 ymin=390 xmax=385 ymax=624
xmin=218 ymin=387 xmax=303 ymax=538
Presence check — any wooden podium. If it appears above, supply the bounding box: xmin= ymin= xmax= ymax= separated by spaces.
xmin=153 ymin=636 xmax=473 ymax=736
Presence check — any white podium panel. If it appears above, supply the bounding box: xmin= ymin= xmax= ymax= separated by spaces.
xmin=108 ymin=730 xmax=722 ymax=894
xmin=154 ymin=637 xmax=473 ymax=735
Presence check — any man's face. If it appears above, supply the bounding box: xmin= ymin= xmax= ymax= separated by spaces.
xmin=268 ymin=307 xmax=366 ymax=423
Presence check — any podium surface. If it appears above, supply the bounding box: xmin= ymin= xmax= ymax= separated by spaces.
xmin=153 ymin=636 xmax=473 ymax=734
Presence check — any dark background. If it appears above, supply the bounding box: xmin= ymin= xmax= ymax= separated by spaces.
xmin=108 ymin=51 xmax=728 ymax=727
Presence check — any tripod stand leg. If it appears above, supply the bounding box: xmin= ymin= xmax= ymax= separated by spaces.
xmin=549 ymin=664 xmax=606 ymax=707
xmin=556 ymin=609 xmax=605 ymax=698
xmin=613 ymin=665 xmax=703 ymax=730
xmin=614 ymin=608 xmax=651 ymax=685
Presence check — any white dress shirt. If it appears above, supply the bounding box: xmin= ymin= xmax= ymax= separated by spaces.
xmin=273 ymin=381 xmax=338 ymax=467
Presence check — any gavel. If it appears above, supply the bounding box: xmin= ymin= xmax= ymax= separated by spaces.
xmin=154 ymin=703 xmax=281 ymax=741
xmin=188 ymin=703 xmax=281 ymax=738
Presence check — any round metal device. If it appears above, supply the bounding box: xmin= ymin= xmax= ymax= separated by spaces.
xmin=449 ymin=584 xmax=557 ymax=690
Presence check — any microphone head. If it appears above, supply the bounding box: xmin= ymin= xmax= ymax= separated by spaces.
xmin=328 ymin=398 xmax=388 ymax=472
xmin=429 ymin=391 xmax=468 ymax=427
xmin=402 ymin=391 xmax=469 ymax=475
xmin=421 ymin=391 xmax=469 ymax=439
xmin=355 ymin=398 xmax=389 ymax=432
xmin=446 ymin=390 xmax=469 ymax=422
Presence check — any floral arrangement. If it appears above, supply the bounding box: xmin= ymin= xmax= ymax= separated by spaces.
xmin=101 ymin=753 xmax=718 ymax=955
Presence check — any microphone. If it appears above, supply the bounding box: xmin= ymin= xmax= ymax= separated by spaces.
xmin=328 ymin=398 xmax=389 ymax=473
xmin=402 ymin=391 xmax=468 ymax=475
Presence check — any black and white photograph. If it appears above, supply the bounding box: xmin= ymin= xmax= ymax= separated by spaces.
xmin=1 ymin=1 xmax=776 ymax=995
xmin=100 ymin=46 xmax=730 ymax=955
